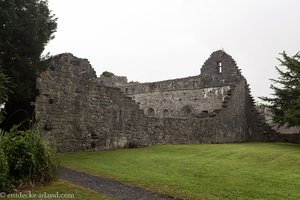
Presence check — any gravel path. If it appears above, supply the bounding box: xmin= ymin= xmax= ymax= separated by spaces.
xmin=59 ymin=167 xmax=181 ymax=200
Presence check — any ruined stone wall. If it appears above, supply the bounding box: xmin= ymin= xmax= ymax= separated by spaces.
xmin=35 ymin=51 xmax=278 ymax=152
xmin=213 ymin=80 xmax=248 ymax=142
xmin=278 ymin=133 xmax=300 ymax=144
xmin=118 ymin=76 xmax=201 ymax=94
xmin=35 ymin=54 xmax=98 ymax=151
xmin=116 ymin=76 xmax=229 ymax=118
xmin=257 ymin=106 xmax=300 ymax=135
xmin=128 ymin=86 xmax=230 ymax=117
xmin=99 ymin=50 xmax=243 ymax=118
xmin=126 ymin=79 xmax=269 ymax=146
xmin=98 ymin=75 xmax=128 ymax=87
xmin=36 ymin=54 xmax=148 ymax=151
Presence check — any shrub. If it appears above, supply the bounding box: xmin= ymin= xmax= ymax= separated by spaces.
xmin=0 ymin=126 xmax=58 ymax=190
xmin=0 ymin=145 xmax=12 ymax=192
xmin=101 ymin=71 xmax=115 ymax=77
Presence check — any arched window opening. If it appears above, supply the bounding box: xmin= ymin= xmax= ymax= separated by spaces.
xmin=193 ymin=81 xmax=196 ymax=88
xmin=116 ymin=110 xmax=122 ymax=122
xmin=181 ymin=105 xmax=194 ymax=117
xmin=163 ymin=109 xmax=170 ymax=117
xmin=184 ymin=108 xmax=192 ymax=116
xmin=146 ymin=107 xmax=155 ymax=116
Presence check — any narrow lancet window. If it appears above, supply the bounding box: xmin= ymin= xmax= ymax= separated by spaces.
xmin=218 ymin=61 xmax=222 ymax=73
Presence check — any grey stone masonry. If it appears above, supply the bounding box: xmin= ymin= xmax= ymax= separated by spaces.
xmin=100 ymin=50 xmax=244 ymax=118
xmin=35 ymin=50 xmax=280 ymax=152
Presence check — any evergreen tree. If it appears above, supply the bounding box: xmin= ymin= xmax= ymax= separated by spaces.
xmin=0 ymin=0 xmax=57 ymax=130
xmin=261 ymin=51 xmax=300 ymax=128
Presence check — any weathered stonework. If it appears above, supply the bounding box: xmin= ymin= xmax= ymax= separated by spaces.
xmin=124 ymin=86 xmax=230 ymax=117
xmin=35 ymin=50 xmax=279 ymax=152
xmin=257 ymin=107 xmax=300 ymax=144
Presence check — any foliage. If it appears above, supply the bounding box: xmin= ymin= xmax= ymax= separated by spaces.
xmin=255 ymin=103 xmax=265 ymax=109
xmin=101 ymin=71 xmax=115 ymax=77
xmin=0 ymin=65 xmax=10 ymax=122
xmin=61 ymin=143 xmax=300 ymax=200
xmin=129 ymin=81 xmax=140 ymax=84
xmin=0 ymin=0 xmax=57 ymax=130
xmin=260 ymin=51 xmax=300 ymax=127
xmin=0 ymin=145 xmax=12 ymax=192
xmin=0 ymin=126 xmax=58 ymax=192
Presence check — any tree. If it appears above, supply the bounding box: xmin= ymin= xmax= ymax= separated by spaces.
xmin=0 ymin=64 xmax=10 ymax=123
xmin=0 ymin=0 xmax=57 ymax=130
xmin=261 ymin=51 xmax=300 ymax=128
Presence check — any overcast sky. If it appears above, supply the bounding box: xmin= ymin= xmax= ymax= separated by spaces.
xmin=44 ymin=0 xmax=300 ymax=102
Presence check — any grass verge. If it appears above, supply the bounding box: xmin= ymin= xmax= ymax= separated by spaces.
xmin=3 ymin=179 xmax=112 ymax=200
xmin=60 ymin=143 xmax=300 ymax=200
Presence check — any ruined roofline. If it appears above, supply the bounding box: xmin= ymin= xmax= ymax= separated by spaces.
xmin=124 ymin=75 xmax=201 ymax=86
xmin=51 ymin=53 xmax=91 ymax=64
xmin=121 ymin=85 xmax=231 ymax=95
xmin=112 ymin=50 xmax=239 ymax=85
xmin=99 ymin=50 xmax=244 ymax=94
xmin=51 ymin=50 xmax=243 ymax=83
xmin=47 ymin=51 xmax=245 ymax=100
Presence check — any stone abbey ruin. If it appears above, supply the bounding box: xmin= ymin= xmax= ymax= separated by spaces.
xmin=35 ymin=50 xmax=280 ymax=152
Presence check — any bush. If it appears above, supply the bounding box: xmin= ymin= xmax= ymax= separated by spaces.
xmin=0 ymin=146 xmax=12 ymax=192
xmin=0 ymin=126 xmax=58 ymax=191
xmin=101 ymin=71 xmax=115 ymax=77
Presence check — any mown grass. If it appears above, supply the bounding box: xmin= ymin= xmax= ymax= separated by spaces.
xmin=4 ymin=180 xmax=112 ymax=200
xmin=60 ymin=143 xmax=300 ymax=200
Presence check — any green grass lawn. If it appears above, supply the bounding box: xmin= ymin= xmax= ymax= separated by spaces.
xmin=3 ymin=180 xmax=112 ymax=200
xmin=60 ymin=143 xmax=300 ymax=200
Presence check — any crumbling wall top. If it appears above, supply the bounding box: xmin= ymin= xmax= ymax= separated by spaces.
xmin=199 ymin=50 xmax=243 ymax=87
xmin=98 ymin=75 xmax=128 ymax=87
